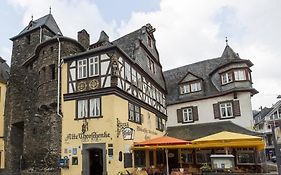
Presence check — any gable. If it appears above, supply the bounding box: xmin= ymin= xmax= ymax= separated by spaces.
xmin=179 ymin=72 xmax=201 ymax=84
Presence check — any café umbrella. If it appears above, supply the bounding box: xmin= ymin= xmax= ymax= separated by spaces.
xmin=133 ymin=136 xmax=191 ymax=175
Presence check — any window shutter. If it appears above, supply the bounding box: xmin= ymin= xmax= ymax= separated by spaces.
xmin=177 ymin=109 xmax=183 ymax=123
xmin=213 ymin=103 xmax=220 ymax=119
xmin=233 ymin=100 xmax=241 ymax=117
xmin=192 ymin=106 xmax=199 ymax=121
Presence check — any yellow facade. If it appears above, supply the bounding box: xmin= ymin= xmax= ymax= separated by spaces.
xmin=0 ymin=82 xmax=6 ymax=169
xmin=61 ymin=64 xmax=164 ymax=175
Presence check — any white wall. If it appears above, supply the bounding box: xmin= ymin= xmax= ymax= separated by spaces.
xmin=167 ymin=92 xmax=254 ymax=130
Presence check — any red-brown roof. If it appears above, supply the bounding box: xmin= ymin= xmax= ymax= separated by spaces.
xmin=134 ymin=136 xmax=190 ymax=146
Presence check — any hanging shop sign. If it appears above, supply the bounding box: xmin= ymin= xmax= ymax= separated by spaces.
xmin=117 ymin=118 xmax=129 ymax=138
xmin=65 ymin=131 xmax=110 ymax=142
xmin=122 ymin=127 xmax=135 ymax=140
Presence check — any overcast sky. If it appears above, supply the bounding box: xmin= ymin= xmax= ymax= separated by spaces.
xmin=0 ymin=0 xmax=280 ymax=110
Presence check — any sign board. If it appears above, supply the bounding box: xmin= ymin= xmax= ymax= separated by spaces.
xmin=122 ymin=127 xmax=135 ymax=140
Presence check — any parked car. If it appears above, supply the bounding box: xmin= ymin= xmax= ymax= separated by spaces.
xmin=271 ymin=156 xmax=276 ymax=163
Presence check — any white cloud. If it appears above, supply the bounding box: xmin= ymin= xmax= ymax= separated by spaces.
xmin=7 ymin=0 xmax=118 ymax=42
xmin=5 ymin=0 xmax=281 ymax=110
xmin=116 ymin=0 xmax=281 ymax=110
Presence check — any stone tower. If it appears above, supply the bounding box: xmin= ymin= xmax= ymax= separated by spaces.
xmin=4 ymin=14 xmax=85 ymax=175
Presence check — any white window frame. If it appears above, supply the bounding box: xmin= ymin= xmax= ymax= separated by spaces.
xmin=89 ymin=56 xmax=99 ymax=77
xmin=220 ymin=102 xmax=233 ymax=118
xmin=180 ymin=84 xmax=190 ymax=94
xmin=183 ymin=108 xmax=193 ymax=122
xmin=78 ymin=59 xmax=87 ymax=79
xmin=125 ymin=62 xmax=131 ymax=82
xmin=77 ymin=99 xmax=88 ymax=118
xmin=77 ymin=98 xmax=101 ymax=118
xmin=89 ymin=98 xmax=100 ymax=117
xmin=234 ymin=70 xmax=246 ymax=81
xmin=221 ymin=72 xmax=233 ymax=84
xmin=190 ymin=82 xmax=201 ymax=92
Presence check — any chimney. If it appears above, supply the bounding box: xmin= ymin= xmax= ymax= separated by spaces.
xmin=78 ymin=29 xmax=90 ymax=49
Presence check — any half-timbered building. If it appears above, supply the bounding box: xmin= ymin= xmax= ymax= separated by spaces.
xmin=60 ymin=24 xmax=167 ymax=175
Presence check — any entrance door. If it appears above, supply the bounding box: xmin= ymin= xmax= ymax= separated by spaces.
xmin=168 ymin=149 xmax=179 ymax=172
xmin=89 ymin=148 xmax=103 ymax=175
xmin=82 ymin=143 xmax=106 ymax=175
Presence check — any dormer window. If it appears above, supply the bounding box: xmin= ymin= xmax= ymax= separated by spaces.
xmin=234 ymin=70 xmax=246 ymax=81
xmin=221 ymin=69 xmax=251 ymax=85
xmin=180 ymin=81 xmax=202 ymax=94
xmin=221 ymin=72 xmax=233 ymax=84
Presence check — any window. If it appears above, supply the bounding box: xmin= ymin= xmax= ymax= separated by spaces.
xmin=147 ymin=36 xmax=153 ymax=48
xmin=196 ymin=150 xmax=211 ymax=164
xmin=221 ymin=72 xmax=233 ymax=84
xmin=131 ymin=68 xmax=137 ymax=86
xmin=89 ymin=56 xmax=99 ymax=76
xmin=156 ymin=117 xmax=164 ymax=131
xmin=77 ymin=98 xmax=101 ymax=119
xmin=128 ymin=102 xmax=141 ymax=123
xmin=190 ymin=82 xmax=201 ymax=92
xmin=89 ymin=98 xmax=100 ymax=117
xmin=220 ymin=102 xmax=233 ymax=118
xmin=180 ymin=81 xmax=201 ymax=94
xmin=180 ymin=84 xmax=190 ymax=94
xmin=134 ymin=150 xmax=145 ymax=167
xmin=78 ymin=59 xmax=87 ymax=79
xmin=125 ymin=62 xmax=131 ymax=82
xmin=181 ymin=149 xmax=193 ymax=164
xmin=237 ymin=152 xmax=255 ymax=164
xmin=77 ymin=99 xmax=88 ymax=118
xmin=183 ymin=108 xmax=193 ymax=122
xmin=234 ymin=70 xmax=246 ymax=81
xmin=50 ymin=64 xmax=56 ymax=80
xmin=147 ymin=56 xmax=155 ymax=73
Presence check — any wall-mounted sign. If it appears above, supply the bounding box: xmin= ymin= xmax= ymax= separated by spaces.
xmin=65 ymin=132 xmax=110 ymax=142
xmin=122 ymin=127 xmax=135 ymax=140
xmin=136 ymin=126 xmax=157 ymax=135
xmin=117 ymin=118 xmax=129 ymax=138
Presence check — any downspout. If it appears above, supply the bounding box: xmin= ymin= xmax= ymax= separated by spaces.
xmin=57 ymin=37 xmax=63 ymax=118
xmin=39 ymin=26 xmax=42 ymax=43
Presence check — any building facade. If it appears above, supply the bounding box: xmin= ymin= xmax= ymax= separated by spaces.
xmin=164 ymin=45 xmax=258 ymax=130
xmin=4 ymin=14 xmax=167 ymax=175
xmin=0 ymin=57 xmax=9 ymax=170
xmin=60 ymin=24 xmax=167 ymax=175
xmin=253 ymin=100 xmax=281 ymax=160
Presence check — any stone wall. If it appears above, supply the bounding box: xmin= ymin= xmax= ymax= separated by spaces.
xmin=4 ymin=26 xmax=84 ymax=174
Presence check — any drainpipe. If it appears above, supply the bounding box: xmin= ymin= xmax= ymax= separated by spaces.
xmin=57 ymin=37 xmax=63 ymax=118
xmin=39 ymin=26 xmax=42 ymax=43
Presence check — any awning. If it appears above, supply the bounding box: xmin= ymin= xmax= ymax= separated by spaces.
xmin=133 ymin=136 xmax=192 ymax=150
xmin=192 ymin=131 xmax=265 ymax=150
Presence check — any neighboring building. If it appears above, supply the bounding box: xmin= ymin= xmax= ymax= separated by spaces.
xmin=0 ymin=57 xmax=9 ymax=170
xmin=164 ymin=45 xmax=258 ymax=130
xmin=4 ymin=13 xmax=167 ymax=175
xmin=253 ymin=100 xmax=281 ymax=159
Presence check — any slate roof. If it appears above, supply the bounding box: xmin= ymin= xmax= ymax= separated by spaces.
xmin=163 ymin=45 xmax=256 ymax=105
xmin=0 ymin=57 xmax=10 ymax=83
xmin=112 ymin=28 xmax=166 ymax=91
xmin=253 ymin=107 xmax=273 ymax=120
xmin=11 ymin=14 xmax=62 ymax=40
xmin=167 ymin=121 xmax=260 ymax=141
